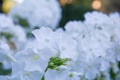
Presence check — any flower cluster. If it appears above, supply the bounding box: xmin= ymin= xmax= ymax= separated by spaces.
xmin=0 ymin=14 xmax=26 ymax=50
xmin=0 ymin=4 xmax=120 ymax=80
xmin=9 ymin=0 xmax=61 ymax=29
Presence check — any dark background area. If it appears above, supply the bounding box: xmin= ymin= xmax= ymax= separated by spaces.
xmin=59 ymin=0 xmax=92 ymax=27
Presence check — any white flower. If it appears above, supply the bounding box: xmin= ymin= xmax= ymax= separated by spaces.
xmin=71 ymin=52 xmax=100 ymax=80
xmin=8 ymin=48 xmax=55 ymax=80
xmin=0 ymin=14 xmax=26 ymax=51
xmin=107 ymin=42 xmax=120 ymax=62
xmin=12 ymin=61 xmax=43 ymax=80
xmin=32 ymin=27 xmax=58 ymax=53
xmin=0 ymin=14 xmax=26 ymax=42
xmin=33 ymin=27 xmax=79 ymax=61
xmin=0 ymin=14 xmax=14 ymax=32
xmin=32 ymin=27 xmax=55 ymax=44
xmin=0 ymin=41 xmax=16 ymax=69
xmin=13 ymin=48 xmax=54 ymax=73
xmin=84 ymin=11 xmax=120 ymax=42
xmin=84 ymin=11 xmax=111 ymax=27
xmin=65 ymin=21 xmax=86 ymax=39
xmin=55 ymin=33 xmax=78 ymax=61
xmin=11 ymin=25 xmax=26 ymax=42
xmin=45 ymin=69 xmax=80 ymax=80
xmin=109 ymin=13 xmax=120 ymax=28
xmin=0 ymin=70 xmax=43 ymax=80
xmin=9 ymin=0 xmax=61 ymax=29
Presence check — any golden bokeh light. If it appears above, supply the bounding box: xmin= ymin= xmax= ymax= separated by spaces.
xmin=2 ymin=0 xmax=16 ymax=13
xmin=60 ymin=0 xmax=73 ymax=6
xmin=92 ymin=0 xmax=101 ymax=10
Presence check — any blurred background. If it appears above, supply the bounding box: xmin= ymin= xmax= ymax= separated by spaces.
xmin=0 ymin=0 xmax=120 ymax=27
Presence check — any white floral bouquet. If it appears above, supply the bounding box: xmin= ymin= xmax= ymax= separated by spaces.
xmin=0 ymin=0 xmax=120 ymax=80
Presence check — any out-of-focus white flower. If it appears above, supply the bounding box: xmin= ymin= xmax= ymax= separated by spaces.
xmin=12 ymin=61 xmax=41 ymax=80
xmin=11 ymin=61 xmax=43 ymax=80
xmin=84 ymin=11 xmax=111 ymax=27
xmin=84 ymin=11 xmax=120 ymax=42
xmin=107 ymin=42 xmax=120 ymax=62
xmin=109 ymin=13 xmax=120 ymax=28
xmin=55 ymin=33 xmax=78 ymax=61
xmin=0 ymin=14 xmax=26 ymax=51
xmin=45 ymin=69 xmax=80 ymax=80
xmin=0 ymin=14 xmax=26 ymax=41
xmin=0 ymin=41 xmax=16 ymax=69
xmin=11 ymin=25 xmax=26 ymax=42
xmin=71 ymin=52 xmax=100 ymax=80
xmin=0 ymin=14 xmax=14 ymax=32
xmin=9 ymin=0 xmax=62 ymax=29
xmin=65 ymin=21 xmax=86 ymax=39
